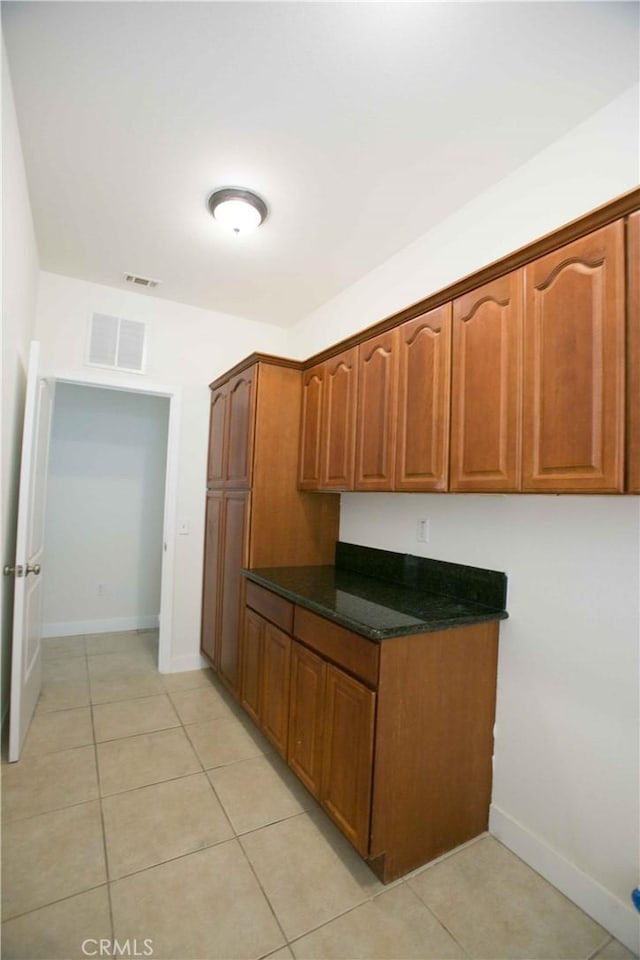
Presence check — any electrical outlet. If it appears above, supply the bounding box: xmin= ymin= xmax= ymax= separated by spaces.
xmin=416 ymin=518 xmax=430 ymax=543
xmin=97 ymin=583 xmax=105 ymax=596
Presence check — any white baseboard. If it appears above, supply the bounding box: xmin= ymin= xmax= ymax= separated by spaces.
xmin=42 ymin=616 xmax=159 ymax=638
xmin=160 ymin=652 xmax=210 ymax=675
xmin=490 ymin=805 xmax=639 ymax=955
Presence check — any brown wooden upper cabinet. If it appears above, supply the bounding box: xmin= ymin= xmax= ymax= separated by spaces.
xmin=225 ymin=369 xmax=255 ymax=488
xmin=627 ymin=211 xmax=640 ymax=493
xmin=299 ymin=364 xmax=324 ymax=490
xmin=355 ymin=329 xmax=399 ymax=491
xmin=323 ymin=348 xmax=358 ymax=489
xmin=396 ymin=305 xmax=452 ymax=491
xmin=207 ymin=385 xmax=228 ymax=486
xmin=299 ymin=350 xmax=358 ymax=491
xmin=522 ymin=220 xmax=625 ymax=492
xmin=451 ymin=272 xmax=523 ymax=492
xmin=207 ymin=367 xmax=255 ymax=488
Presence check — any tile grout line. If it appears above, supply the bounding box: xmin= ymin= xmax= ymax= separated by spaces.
xmin=235 ymin=830 xmax=292 ymax=952
xmin=99 ymin=668 xmax=291 ymax=954
xmin=86 ymin=641 xmax=116 ymax=946
xmin=173 ymin=673 xmax=293 ymax=953
xmin=1 ymin=882 xmax=112 ymax=927
xmin=402 ymin=881 xmax=473 ymax=959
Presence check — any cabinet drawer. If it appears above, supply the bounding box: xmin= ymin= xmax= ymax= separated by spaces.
xmin=293 ymin=606 xmax=379 ymax=688
xmin=245 ymin=581 xmax=294 ymax=633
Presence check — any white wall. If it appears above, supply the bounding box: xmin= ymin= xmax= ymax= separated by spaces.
xmin=287 ymin=88 xmax=640 ymax=952
xmin=43 ymin=384 xmax=169 ymax=637
xmin=1 ymin=38 xmax=40 ymax=719
xmin=35 ymin=272 xmax=288 ymax=670
xmin=288 ymin=84 xmax=639 ymax=359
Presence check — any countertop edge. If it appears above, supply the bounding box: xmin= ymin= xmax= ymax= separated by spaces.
xmin=243 ymin=569 xmax=508 ymax=642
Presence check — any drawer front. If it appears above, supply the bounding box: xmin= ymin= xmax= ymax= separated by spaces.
xmin=245 ymin=581 xmax=294 ymax=633
xmin=293 ymin=606 xmax=379 ymax=688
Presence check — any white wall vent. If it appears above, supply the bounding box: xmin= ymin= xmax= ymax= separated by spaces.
xmin=124 ymin=273 xmax=159 ymax=288
xmin=88 ymin=313 xmax=146 ymax=373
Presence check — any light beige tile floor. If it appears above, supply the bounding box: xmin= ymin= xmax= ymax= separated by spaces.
xmin=1 ymin=630 xmax=636 ymax=960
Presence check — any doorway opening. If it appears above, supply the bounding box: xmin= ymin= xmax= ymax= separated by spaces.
xmin=45 ymin=376 xmax=180 ymax=674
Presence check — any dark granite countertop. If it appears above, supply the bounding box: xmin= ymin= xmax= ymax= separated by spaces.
xmin=243 ymin=543 xmax=508 ymax=642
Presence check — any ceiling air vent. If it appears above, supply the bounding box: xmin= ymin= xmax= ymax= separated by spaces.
xmin=124 ymin=273 xmax=159 ymax=288
xmin=88 ymin=313 xmax=146 ymax=373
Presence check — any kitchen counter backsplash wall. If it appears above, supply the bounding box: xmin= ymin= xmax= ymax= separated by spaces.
xmin=287 ymin=88 xmax=640 ymax=953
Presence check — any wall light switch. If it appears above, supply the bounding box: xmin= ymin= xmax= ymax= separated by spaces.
xmin=416 ymin=518 xmax=430 ymax=543
xmin=178 ymin=521 xmax=190 ymax=536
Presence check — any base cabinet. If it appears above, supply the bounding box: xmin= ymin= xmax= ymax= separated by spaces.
xmin=242 ymin=583 xmax=500 ymax=882
xmin=320 ymin=663 xmax=375 ymax=856
xmin=288 ymin=641 xmax=326 ymax=797
xmin=240 ymin=604 xmax=291 ymax=758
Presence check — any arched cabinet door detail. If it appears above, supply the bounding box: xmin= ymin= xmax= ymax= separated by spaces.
xmin=396 ymin=305 xmax=452 ymax=492
xmin=451 ymin=272 xmax=523 ymax=492
xmin=299 ymin=365 xmax=324 ymax=490
xmin=355 ymin=330 xmax=399 ymax=491
xmin=323 ymin=349 xmax=358 ymax=489
xmin=523 ymin=221 xmax=625 ymax=492
xmin=207 ymin=385 xmax=228 ymax=487
xmin=225 ymin=369 xmax=255 ymax=488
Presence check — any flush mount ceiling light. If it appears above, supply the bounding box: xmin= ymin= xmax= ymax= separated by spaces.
xmin=207 ymin=187 xmax=268 ymax=236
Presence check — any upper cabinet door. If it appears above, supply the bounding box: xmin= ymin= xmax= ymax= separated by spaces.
xmin=207 ymin=385 xmax=228 ymax=487
xmin=395 ymin=306 xmax=452 ymax=491
xmin=226 ymin=368 xmax=256 ymax=487
xmin=523 ymin=221 xmax=625 ymax=492
xmin=323 ymin=348 xmax=358 ymax=490
xmin=355 ymin=330 xmax=399 ymax=491
xmin=299 ymin=364 xmax=324 ymax=490
xmin=450 ymin=272 xmax=523 ymax=492
xmin=627 ymin=212 xmax=640 ymax=493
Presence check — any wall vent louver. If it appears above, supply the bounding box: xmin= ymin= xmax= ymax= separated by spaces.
xmin=88 ymin=313 xmax=146 ymax=374
xmin=124 ymin=273 xmax=159 ymax=288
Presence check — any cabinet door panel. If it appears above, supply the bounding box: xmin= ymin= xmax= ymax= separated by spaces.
xmin=288 ymin=641 xmax=326 ymax=797
xmin=523 ymin=221 xmax=625 ymax=491
xmin=226 ymin=369 xmax=255 ymax=487
xmin=451 ymin=273 xmax=522 ymax=491
xmin=321 ymin=665 xmax=375 ymax=857
xmin=323 ymin=349 xmax=358 ymax=489
xmin=261 ymin=623 xmax=291 ymax=757
xmin=241 ymin=608 xmax=263 ymax=724
xmin=207 ymin=386 xmax=228 ymax=487
xmin=201 ymin=491 xmax=223 ymax=666
xmin=396 ymin=306 xmax=451 ymax=491
xmin=218 ymin=491 xmax=250 ymax=694
xmin=299 ymin=365 xmax=324 ymax=490
xmin=627 ymin=212 xmax=640 ymax=492
xmin=355 ymin=330 xmax=399 ymax=491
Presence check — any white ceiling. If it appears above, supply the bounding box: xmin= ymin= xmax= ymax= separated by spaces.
xmin=3 ymin=2 xmax=639 ymax=327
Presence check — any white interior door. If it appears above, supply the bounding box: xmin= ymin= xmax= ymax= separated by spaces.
xmin=8 ymin=342 xmax=55 ymax=762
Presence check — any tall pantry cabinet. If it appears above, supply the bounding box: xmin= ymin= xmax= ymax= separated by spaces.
xmin=201 ymin=355 xmax=339 ymax=695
